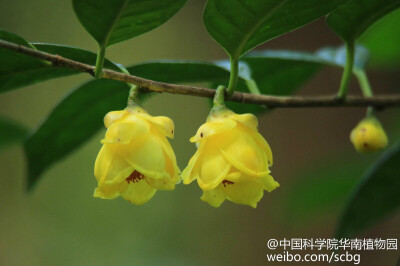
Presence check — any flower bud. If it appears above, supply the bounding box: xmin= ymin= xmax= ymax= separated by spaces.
xmin=350 ymin=116 xmax=388 ymax=153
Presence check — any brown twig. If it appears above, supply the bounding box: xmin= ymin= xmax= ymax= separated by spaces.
xmin=1 ymin=39 xmax=400 ymax=108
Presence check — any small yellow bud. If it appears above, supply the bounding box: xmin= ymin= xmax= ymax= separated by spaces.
xmin=350 ymin=116 xmax=388 ymax=153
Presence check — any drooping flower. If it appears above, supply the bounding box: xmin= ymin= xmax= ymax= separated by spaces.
xmin=94 ymin=106 xmax=180 ymax=204
xmin=350 ymin=116 xmax=388 ymax=153
xmin=182 ymin=106 xmax=279 ymax=208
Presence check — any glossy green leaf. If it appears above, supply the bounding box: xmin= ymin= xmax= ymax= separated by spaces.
xmin=360 ymin=8 xmax=400 ymax=67
xmin=243 ymin=52 xmax=324 ymax=94
xmin=327 ymin=0 xmax=400 ymax=42
xmin=336 ymin=142 xmax=400 ymax=237
xmin=127 ymin=60 xmax=231 ymax=83
xmin=223 ymin=46 xmax=371 ymax=114
xmin=0 ymin=29 xmax=119 ymax=93
xmin=203 ymin=0 xmax=349 ymax=58
xmin=0 ymin=29 xmax=47 ymax=93
xmin=0 ymin=116 xmax=27 ymax=150
xmin=221 ymin=58 xmax=321 ymax=114
xmin=34 ymin=44 xmax=120 ymax=71
xmin=0 ymin=28 xmax=33 ymax=47
xmin=25 ymin=79 xmax=129 ymax=190
xmin=24 ymin=61 xmax=236 ymax=189
xmin=73 ymin=0 xmax=187 ymax=47
xmin=213 ymin=49 xmax=341 ymax=114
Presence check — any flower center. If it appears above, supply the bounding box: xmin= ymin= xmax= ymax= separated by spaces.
xmin=126 ymin=170 xmax=145 ymax=184
xmin=221 ymin=180 xmax=234 ymax=187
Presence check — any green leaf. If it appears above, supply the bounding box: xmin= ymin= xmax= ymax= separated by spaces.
xmin=359 ymin=8 xmax=400 ymax=67
xmin=0 ymin=28 xmax=33 ymax=47
xmin=0 ymin=116 xmax=27 ymax=150
xmin=203 ymin=0 xmax=349 ymax=59
xmin=25 ymin=79 xmax=130 ymax=190
xmin=0 ymin=29 xmax=119 ymax=93
xmin=34 ymin=44 xmax=120 ymax=71
xmin=336 ymin=142 xmax=400 ymax=237
xmin=126 ymin=60 xmax=232 ymax=84
xmin=211 ymin=46 xmax=369 ymax=114
xmin=327 ymin=0 xmax=400 ymax=42
xmin=223 ymin=57 xmax=321 ymax=113
xmin=0 ymin=29 xmax=48 ymax=93
xmin=243 ymin=52 xmax=324 ymax=95
xmin=24 ymin=61 xmax=235 ymax=189
xmin=73 ymin=0 xmax=187 ymax=47
xmin=213 ymin=49 xmax=338 ymax=114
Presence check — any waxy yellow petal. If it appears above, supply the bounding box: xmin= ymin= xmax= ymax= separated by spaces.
xmin=197 ymin=140 xmax=231 ymax=190
xmin=190 ymin=119 xmax=236 ymax=142
xmin=121 ymin=133 xmax=167 ymax=179
xmin=182 ymin=139 xmax=207 ymax=184
xmin=121 ymin=179 xmax=157 ymax=205
xmin=104 ymin=110 xmax=128 ymax=128
xmin=138 ymin=114 xmax=175 ymax=139
xmin=200 ymin=187 xmax=226 ymax=207
xmin=102 ymin=115 xmax=149 ymax=144
xmin=220 ymin=180 xmax=264 ymax=208
xmin=230 ymin=113 xmax=258 ymax=130
xmin=261 ymin=175 xmax=280 ymax=192
xmin=253 ymin=132 xmax=273 ymax=166
xmin=94 ymin=144 xmax=132 ymax=184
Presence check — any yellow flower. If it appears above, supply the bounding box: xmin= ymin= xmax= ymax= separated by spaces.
xmin=350 ymin=116 xmax=388 ymax=153
xmin=182 ymin=107 xmax=279 ymax=208
xmin=94 ymin=106 xmax=180 ymax=205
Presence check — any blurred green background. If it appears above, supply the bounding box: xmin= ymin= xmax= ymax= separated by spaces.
xmin=0 ymin=1 xmax=399 ymax=265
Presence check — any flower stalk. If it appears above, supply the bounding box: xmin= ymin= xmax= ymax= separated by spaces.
xmin=355 ymin=69 xmax=375 ymax=116
xmin=213 ymin=85 xmax=226 ymax=107
xmin=127 ymin=85 xmax=141 ymax=107
xmin=337 ymin=41 xmax=355 ymax=99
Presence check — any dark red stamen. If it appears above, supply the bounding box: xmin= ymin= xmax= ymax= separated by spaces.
xmin=126 ymin=170 xmax=145 ymax=184
xmin=222 ymin=180 xmax=234 ymax=187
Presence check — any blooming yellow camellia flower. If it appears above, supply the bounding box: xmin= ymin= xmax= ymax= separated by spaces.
xmin=182 ymin=106 xmax=279 ymax=208
xmin=94 ymin=106 xmax=180 ymax=204
xmin=350 ymin=116 xmax=388 ymax=153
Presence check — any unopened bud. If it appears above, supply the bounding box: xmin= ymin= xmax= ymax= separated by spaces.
xmin=350 ymin=116 xmax=388 ymax=153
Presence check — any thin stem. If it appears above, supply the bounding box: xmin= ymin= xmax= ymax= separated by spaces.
xmin=213 ymin=85 xmax=226 ymax=107
xmin=117 ymin=64 xmax=143 ymax=107
xmin=127 ymin=85 xmax=140 ymax=107
xmin=116 ymin=63 xmax=130 ymax=76
xmin=246 ymin=79 xmax=261 ymax=95
xmin=354 ymin=69 xmax=373 ymax=97
xmin=337 ymin=41 xmax=355 ymax=99
xmin=94 ymin=44 xmax=106 ymax=78
xmin=366 ymin=106 xmax=375 ymax=117
xmin=1 ymin=39 xmax=400 ymax=108
xmin=227 ymin=57 xmax=239 ymax=96
xmin=355 ymin=69 xmax=375 ymax=117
